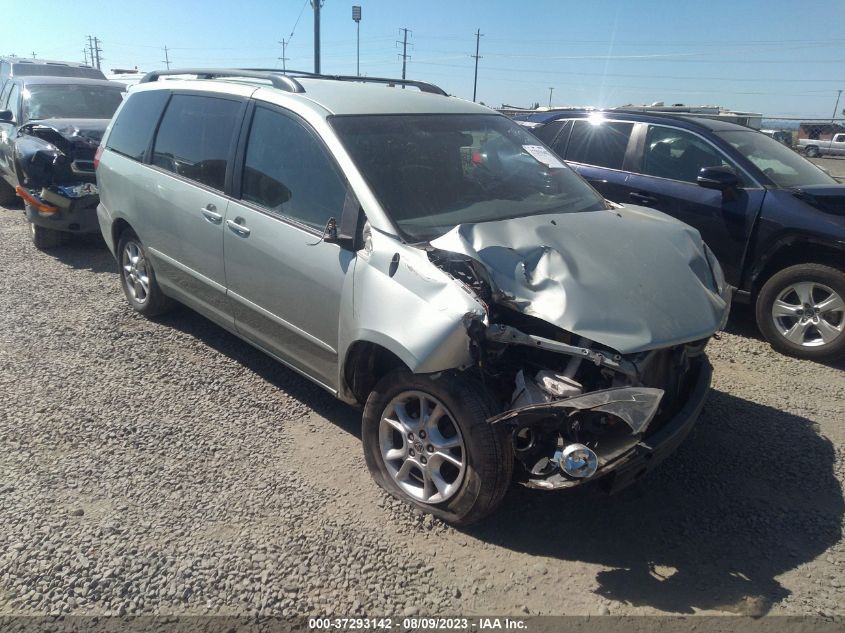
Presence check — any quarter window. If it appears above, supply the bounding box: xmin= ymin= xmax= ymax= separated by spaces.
xmin=565 ymin=120 xmax=634 ymax=170
xmin=106 ymin=90 xmax=169 ymax=161
xmin=152 ymin=94 xmax=241 ymax=191
xmin=241 ymin=107 xmax=346 ymax=231
xmin=642 ymin=126 xmax=732 ymax=184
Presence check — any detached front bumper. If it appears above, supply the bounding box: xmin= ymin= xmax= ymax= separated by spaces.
xmin=20 ymin=185 xmax=100 ymax=234
xmin=599 ymin=359 xmax=712 ymax=494
xmin=490 ymin=357 xmax=713 ymax=491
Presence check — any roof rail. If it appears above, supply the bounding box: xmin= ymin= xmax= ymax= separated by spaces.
xmin=139 ymin=68 xmax=305 ymax=93
xmin=243 ymin=68 xmax=448 ymax=96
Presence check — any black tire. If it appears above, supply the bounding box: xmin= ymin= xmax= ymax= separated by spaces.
xmin=362 ymin=369 xmax=513 ymax=526
xmin=0 ymin=179 xmax=16 ymax=205
xmin=116 ymin=229 xmax=174 ymax=317
xmin=805 ymin=146 xmax=820 ymax=158
xmin=29 ymin=221 xmax=63 ymax=250
xmin=755 ymin=263 xmax=845 ymax=362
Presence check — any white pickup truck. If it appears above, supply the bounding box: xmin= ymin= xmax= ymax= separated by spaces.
xmin=798 ymin=133 xmax=845 ymax=157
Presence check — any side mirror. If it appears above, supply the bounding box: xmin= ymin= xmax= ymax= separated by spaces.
xmin=0 ymin=109 xmax=13 ymax=123
xmin=697 ymin=165 xmax=740 ymax=191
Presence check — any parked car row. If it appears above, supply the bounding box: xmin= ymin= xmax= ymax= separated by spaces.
xmin=0 ymin=61 xmax=839 ymax=524
xmin=0 ymin=57 xmax=123 ymax=247
xmin=515 ymin=109 xmax=845 ymax=362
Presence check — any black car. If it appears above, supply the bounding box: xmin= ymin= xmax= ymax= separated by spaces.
xmin=0 ymin=76 xmax=124 ymax=248
xmin=516 ymin=110 xmax=845 ymax=362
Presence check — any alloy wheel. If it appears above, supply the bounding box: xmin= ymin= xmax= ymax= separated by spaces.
xmin=771 ymin=281 xmax=845 ymax=348
xmin=378 ymin=390 xmax=467 ymax=504
xmin=122 ymin=241 xmax=151 ymax=305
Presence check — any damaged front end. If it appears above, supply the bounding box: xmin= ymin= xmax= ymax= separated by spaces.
xmin=424 ymin=208 xmax=729 ymax=491
xmin=14 ymin=119 xmax=104 ymax=232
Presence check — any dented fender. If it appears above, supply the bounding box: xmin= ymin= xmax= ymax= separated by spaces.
xmin=337 ymin=227 xmax=487 ymax=401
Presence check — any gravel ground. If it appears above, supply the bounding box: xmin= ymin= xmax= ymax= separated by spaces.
xmin=1 ymin=202 xmax=843 ymax=618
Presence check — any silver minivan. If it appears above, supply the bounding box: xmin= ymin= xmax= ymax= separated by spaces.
xmin=96 ymin=69 xmax=731 ymax=524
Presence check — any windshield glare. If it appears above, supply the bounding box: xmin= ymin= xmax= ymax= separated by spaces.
xmin=331 ymin=114 xmax=607 ymax=241
xmin=716 ymin=129 xmax=836 ymax=188
xmin=23 ymin=84 xmax=124 ymax=121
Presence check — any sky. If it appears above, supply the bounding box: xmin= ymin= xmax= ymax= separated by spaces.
xmin=4 ymin=0 xmax=845 ymax=118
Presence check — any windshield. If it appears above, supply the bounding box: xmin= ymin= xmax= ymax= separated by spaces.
xmin=23 ymin=84 xmax=124 ymax=121
xmin=716 ymin=129 xmax=836 ymax=188
xmin=331 ymin=114 xmax=607 ymax=241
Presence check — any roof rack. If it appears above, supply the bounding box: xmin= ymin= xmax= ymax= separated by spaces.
xmin=139 ymin=68 xmax=305 ymax=93
xmin=139 ymin=68 xmax=447 ymax=97
xmin=243 ymin=68 xmax=448 ymax=96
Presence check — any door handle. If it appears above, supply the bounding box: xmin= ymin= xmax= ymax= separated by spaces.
xmin=226 ymin=218 xmax=251 ymax=237
xmin=629 ymin=192 xmax=658 ymax=205
xmin=201 ymin=204 xmax=223 ymax=224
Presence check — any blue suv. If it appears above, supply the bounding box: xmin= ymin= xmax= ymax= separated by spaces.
xmin=517 ymin=110 xmax=845 ymax=362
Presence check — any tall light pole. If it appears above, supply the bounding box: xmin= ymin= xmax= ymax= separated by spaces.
xmin=352 ymin=6 xmax=362 ymax=77
xmin=548 ymin=87 xmax=554 ymax=108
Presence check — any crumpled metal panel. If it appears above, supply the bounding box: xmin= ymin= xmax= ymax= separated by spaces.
xmin=431 ymin=205 xmax=730 ymax=354
xmin=339 ymin=227 xmax=487 ymax=381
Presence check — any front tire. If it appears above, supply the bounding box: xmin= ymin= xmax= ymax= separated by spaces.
xmin=30 ymin=221 xmax=63 ymax=250
xmin=362 ymin=369 xmax=512 ymax=526
xmin=0 ymin=179 xmax=16 ymax=205
xmin=117 ymin=230 xmax=173 ymax=317
xmin=756 ymin=263 xmax=845 ymax=361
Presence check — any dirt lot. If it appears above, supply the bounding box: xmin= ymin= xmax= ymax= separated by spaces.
xmin=809 ymin=155 xmax=845 ymax=181
xmin=1 ymin=202 xmax=843 ymax=618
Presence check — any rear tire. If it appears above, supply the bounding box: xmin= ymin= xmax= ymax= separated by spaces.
xmin=805 ymin=146 xmax=820 ymax=158
xmin=30 ymin=221 xmax=63 ymax=250
xmin=362 ymin=369 xmax=512 ymax=526
xmin=117 ymin=229 xmax=174 ymax=317
xmin=755 ymin=263 xmax=845 ymax=361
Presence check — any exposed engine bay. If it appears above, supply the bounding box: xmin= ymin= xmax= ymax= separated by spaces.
xmin=427 ymin=243 xmax=712 ymax=490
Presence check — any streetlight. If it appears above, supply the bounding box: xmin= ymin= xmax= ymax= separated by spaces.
xmin=352 ymin=5 xmax=362 ymax=77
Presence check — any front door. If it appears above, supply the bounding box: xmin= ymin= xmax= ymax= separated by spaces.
xmin=224 ymin=104 xmax=354 ymax=389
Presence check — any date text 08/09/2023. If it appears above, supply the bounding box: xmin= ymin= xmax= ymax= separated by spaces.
xmin=308 ymin=617 xmax=529 ymax=630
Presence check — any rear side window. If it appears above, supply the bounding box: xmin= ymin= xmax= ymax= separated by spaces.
xmin=241 ymin=106 xmax=346 ymax=231
xmin=152 ymin=94 xmax=241 ymax=191
xmin=565 ymin=120 xmax=634 ymax=170
xmin=534 ymin=119 xmax=571 ymax=147
xmin=641 ymin=125 xmax=732 ymax=183
xmin=106 ymin=90 xmax=169 ymax=161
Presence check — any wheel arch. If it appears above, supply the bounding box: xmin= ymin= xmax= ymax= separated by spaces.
xmin=340 ymin=339 xmax=413 ymax=406
xmin=749 ymin=235 xmax=845 ymax=299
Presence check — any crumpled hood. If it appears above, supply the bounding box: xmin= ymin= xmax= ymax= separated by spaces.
xmin=20 ymin=118 xmax=107 ymax=146
xmin=430 ymin=205 xmax=729 ymax=354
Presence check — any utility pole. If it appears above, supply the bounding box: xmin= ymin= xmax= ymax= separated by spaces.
xmin=91 ymin=36 xmax=102 ymax=70
xmin=87 ymin=36 xmax=95 ymax=67
xmin=277 ymin=39 xmax=289 ymax=71
xmin=31 ymin=51 xmax=37 ymax=59
xmin=83 ymin=48 xmax=88 ymax=65
xmin=471 ymin=28 xmax=483 ymax=103
xmin=312 ymin=0 xmax=323 ymax=74
xmin=352 ymin=6 xmax=362 ymax=77
xmin=162 ymin=46 xmax=171 ymax=70
xmin=548 ymin=87 xmax=554 ymax=108
xmin=397 ymin=28 xmax=411 ymax=85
